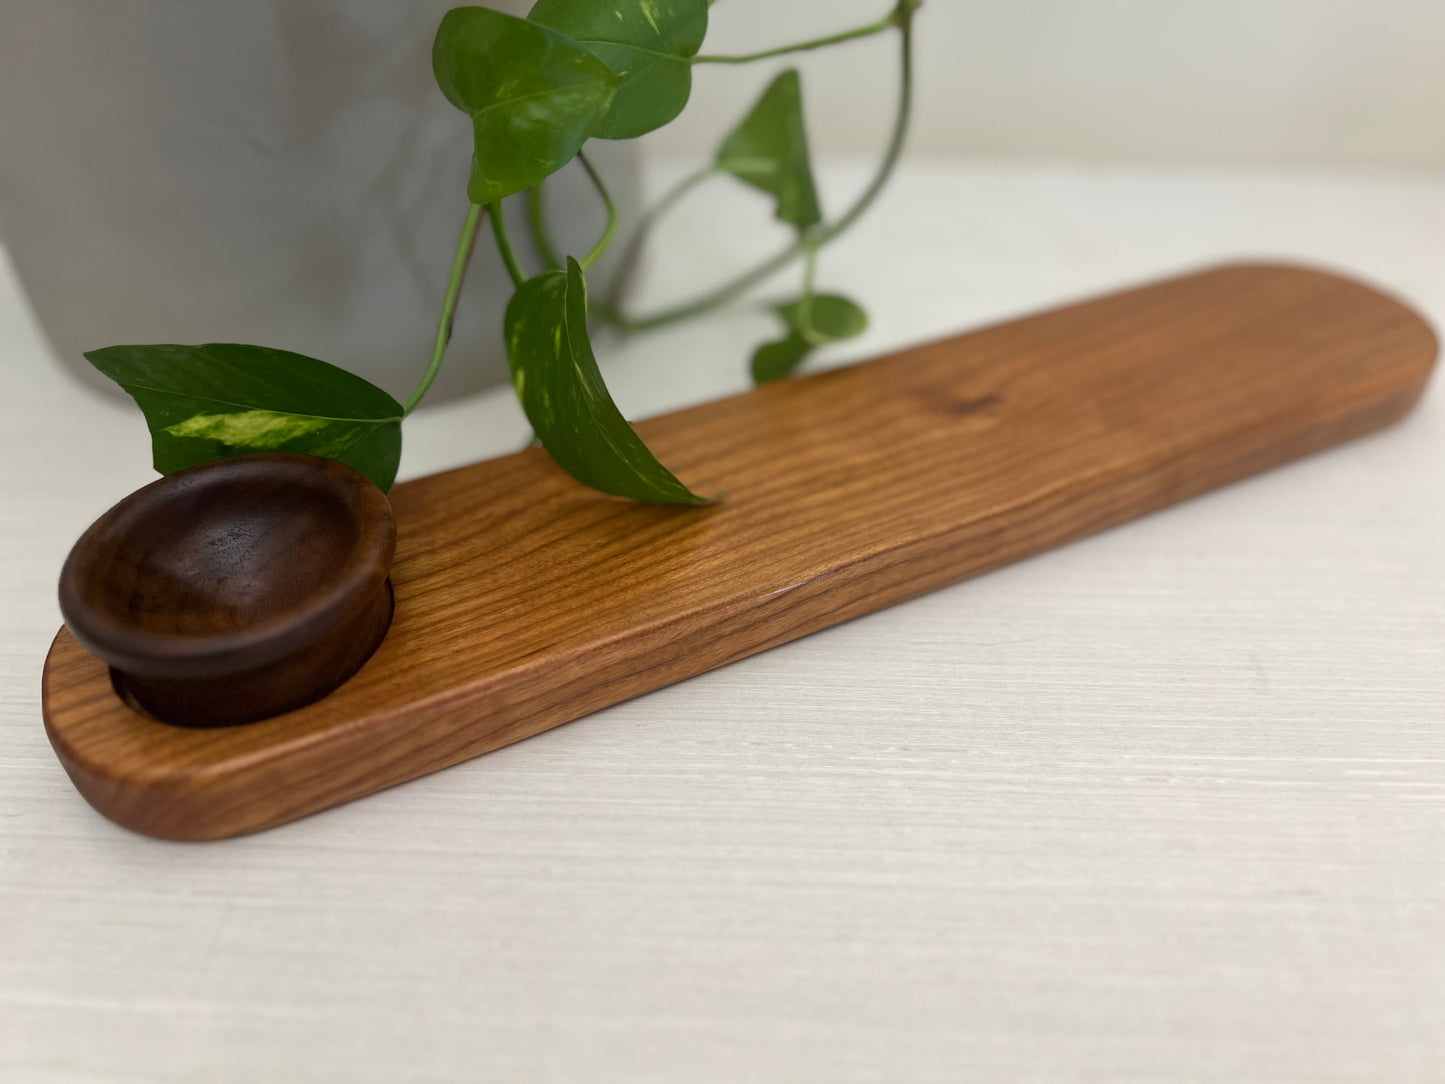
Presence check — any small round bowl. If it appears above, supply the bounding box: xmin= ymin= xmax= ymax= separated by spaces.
xmin=59 ymin=453 xmax=396 ymax=728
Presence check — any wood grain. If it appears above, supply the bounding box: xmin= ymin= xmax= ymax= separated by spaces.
xmin=40 ymin=263 xmax=1439 ymax=840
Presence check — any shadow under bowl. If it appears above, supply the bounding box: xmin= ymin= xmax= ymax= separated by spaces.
xmin=59 ymin=453 xmax=396 ymax=728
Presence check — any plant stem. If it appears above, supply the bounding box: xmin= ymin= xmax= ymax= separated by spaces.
xmin=617 ymin=244 xmax=800 ymax=331
xmin=577 ymin=152 xmax=617 ymax=271
xmin=402 ymin=201 xmax=485 ymax=416
xmin=796 ymin=243 xmax=821 ymax=343
xmin=604 ymin=164 xmax=717 ymax=314
xmin=490 ymin=200 xmax=527 ymax=288
xmin=813 ymin=2 xmax=917 ymax=244
xmin=692 ymin=6 xmax=899 ymax=65
xmin=527 ymin=184 xmax=563 ymax=271
xmin=614 ymin=1 xmax=917 ymax=332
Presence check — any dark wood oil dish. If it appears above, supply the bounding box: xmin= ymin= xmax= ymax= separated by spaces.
xmin=59 ymin=453 xmax=395 ymax=728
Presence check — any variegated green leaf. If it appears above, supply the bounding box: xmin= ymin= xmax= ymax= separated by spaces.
xmin=716 ymin=69 xmax=821 ymax=228
xmin=433 ymin=6 xmax=620 ymax=204
xmin=528 ymin=0 xmax=709 ymax=140
xmin=505 ymin=258 xmax=704 ymax=503
xmin=84 ymin=343 xmax=404 ymax=490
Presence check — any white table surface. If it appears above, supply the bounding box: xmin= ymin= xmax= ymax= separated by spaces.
xmin=2 ymin=158 xmax=1442 ymax=1082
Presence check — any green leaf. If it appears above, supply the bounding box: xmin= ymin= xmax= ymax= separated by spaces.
xmin=780 ymin=293 xmax=868 ymax=343
xmin=84 ymin=344 xmax=404 ymax=490
xmin=433 ymin=7 xmax=620 ymax=204
xmin=750 ymin=337 xmax=812 ymax=384
xmin=715 ymin=69 xmax=821 ymax=228
xmin=751 ymin=293 xmax=868 ymax=384
xmin=505 ymin=258 xmax=704 ymax=503
xmin=528 ymin=0 xmax=709 ymax=140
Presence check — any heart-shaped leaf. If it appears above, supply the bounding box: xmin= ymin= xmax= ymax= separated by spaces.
xmin=716 ymin=69 xmax=821 ymax=229
xmin=750 ymin=337 xmax=812 ymax=384
xmin=505 ymin=258 xmax=704 ymax=503
xmin=751 ymin=293 xmax=868 ymax=383
xmin=780 ymin=293 xmax=869 ymax=342
xmin=84 ymin=344 xmax=404 ymax=490
xmin=528 ymin=0 xmax=709 ymax=140
xmin=433 ymin=6 xmax=620 ymax=204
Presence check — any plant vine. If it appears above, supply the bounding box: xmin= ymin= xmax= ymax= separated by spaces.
xmin=85 ymin=0 xmax=921 ymax=503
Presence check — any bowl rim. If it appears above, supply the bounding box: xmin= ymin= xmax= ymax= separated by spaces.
xmin=59 ymin=453 xmax=396 ymax=679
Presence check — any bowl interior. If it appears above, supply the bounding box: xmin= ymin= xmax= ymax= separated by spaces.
xmin=76 ymin=462 xmax=366 ymax=639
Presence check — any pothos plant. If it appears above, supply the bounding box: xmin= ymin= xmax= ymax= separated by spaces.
xmin=85 ymin=0 xmax=920 ymax=502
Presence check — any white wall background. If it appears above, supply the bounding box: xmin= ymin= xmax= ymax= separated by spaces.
xmin=654 ymin=0 xmax=1445 ymax=167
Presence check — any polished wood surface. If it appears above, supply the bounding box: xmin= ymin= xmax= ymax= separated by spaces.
xmin=57 ymin=453 xmax=395 ymax=727
xmin=41 ymin=264 xmax=1439 ymax=839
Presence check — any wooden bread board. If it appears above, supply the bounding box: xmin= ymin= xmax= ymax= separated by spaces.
xmin=42 ymin=263 xmax=1439 ymax=839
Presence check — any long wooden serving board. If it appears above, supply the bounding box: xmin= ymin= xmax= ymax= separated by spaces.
xmin=42 ymin=264 xmax=1439 ymax=839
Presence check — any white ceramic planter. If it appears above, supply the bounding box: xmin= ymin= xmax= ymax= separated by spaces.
xmin=0 ymin=0 xmax=640 ymax=402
